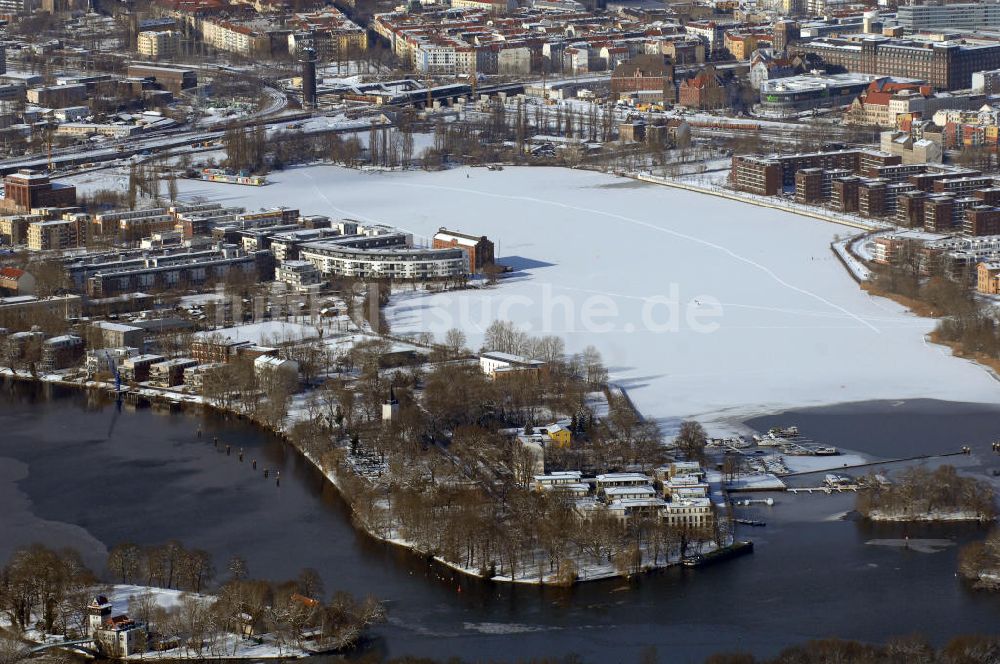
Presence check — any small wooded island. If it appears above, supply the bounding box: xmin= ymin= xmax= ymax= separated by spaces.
xmin=856 ymin=466 xmax=995 ymax=522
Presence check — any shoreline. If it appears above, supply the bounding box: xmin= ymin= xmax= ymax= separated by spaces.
xmin=0 ymin=371 xmax=700 ymax=586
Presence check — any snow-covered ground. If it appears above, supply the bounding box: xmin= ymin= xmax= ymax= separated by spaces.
xmin=83 ymin=164 xmax=1000 ymax=431
xmin=195 ymin=321 xmax=320 ymax=345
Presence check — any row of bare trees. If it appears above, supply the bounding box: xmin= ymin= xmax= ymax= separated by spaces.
xmin=107 ymin=541 xmax=214 ymax=593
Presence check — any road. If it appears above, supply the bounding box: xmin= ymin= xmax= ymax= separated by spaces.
xmin=0 ymin=111 xmax=385 ymax=175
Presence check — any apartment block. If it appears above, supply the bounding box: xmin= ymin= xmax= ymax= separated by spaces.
xmin=794 ymin=168 xmax=824 ymax=204
xmin=964 ymin=207 xmax=1000 ymax=237
xmin=731 ymin=156 xmax=781 ymax=195
xmin=27 ymin=219 xmax=79 ymax=251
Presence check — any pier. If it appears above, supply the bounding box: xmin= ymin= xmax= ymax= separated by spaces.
xmin=787 ymin=486 xmax=859 ymax=494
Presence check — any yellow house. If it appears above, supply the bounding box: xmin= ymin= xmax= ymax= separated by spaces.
xmin=541 ymin=423 xmax=572 ymax=448
xmin=977 ymin=261 xmax=1000 ymax=295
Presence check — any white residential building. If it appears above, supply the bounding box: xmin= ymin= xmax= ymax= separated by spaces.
xmin=137 ymin=30 xmax=179 ymax=60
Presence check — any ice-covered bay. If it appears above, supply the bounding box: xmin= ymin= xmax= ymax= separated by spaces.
xmin=101 ymin=164 xmax=1000 ymax=429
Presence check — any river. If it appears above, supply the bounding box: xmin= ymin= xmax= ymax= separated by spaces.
xmin=1 ymin=381 xmax=998 ymax=663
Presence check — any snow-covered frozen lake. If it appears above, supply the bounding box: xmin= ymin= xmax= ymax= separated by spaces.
xmin=73 ymin=164 xmax=1000 ymax=430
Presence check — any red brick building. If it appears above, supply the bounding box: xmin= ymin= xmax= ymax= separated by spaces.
xmin=1 ymin=170 xmax=77 ymax=213
xmin=964 ymin=206 xmax=1000 ymax=236
xmin=610 ymin=54 xmax=676 ymax=103
xmin=432 ymin=228 xmax=495 ymax=274
xmin=678 ymin=65 xmax=728 ymax=110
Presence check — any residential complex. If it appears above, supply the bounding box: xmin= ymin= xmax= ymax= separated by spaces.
xmin=731 ymin=145 xmax=1000 ymax=235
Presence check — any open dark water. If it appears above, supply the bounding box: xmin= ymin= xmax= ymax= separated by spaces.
xmin=2 ymin=382 xmax=999 ymax=663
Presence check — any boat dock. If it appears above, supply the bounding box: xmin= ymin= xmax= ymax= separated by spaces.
xmin=787 ymin=486 xmax=859 ymax=494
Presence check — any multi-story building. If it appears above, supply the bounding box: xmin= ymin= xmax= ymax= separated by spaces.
xmin=793 ymin=36 xmax=1000 ymax=90
xmin=858 ymin=179 xmax=889 ymax=217
xmin=923 ymin=195 xmax=955 ymax=232
xmin=964 ymin=207 xmax=1000 ymax=237
xmin=0 ymin=215 xmax=36 ymax=245
xmin=26 ymin=83 xmax=86 ymax=107
xmin=40 ymin=334 xmax=83 ymax=371
xmin=190 ymin=336 xmax=252 ymax=364
xmin=148 ymin=358 xmax=198 ymax=387
xmin=120 ymin=353 xmax=165 ymax=383
xmin=85 ymin=245 xmax=263 ymax=296
xmin=684 ymin=21 xmax=731 ymax=56
xmin=300 ymin=242 xmax=467 ymax=281
xmin=137 ymin=30 xmax=179 ymax=60
xmin=93 ymin=207 xmax=174 ymax=237
xmin=732 ymin=148 xmax=903 ymax=194
xmin=92 ymin=321 xmax=145 ymax=349
xmin=731 ymin=155 xmax=782 ymax=195
xmin=832 ymin=177 xmax=861 ymax=213
xmin=275 ymin=260 xmax=322 ymax=291
xmin=2 ymin=170 xmax=76 ymax=213
xmin=0 ymin=267 xmax=33 ymax=295
xmin=0 ymin=294 xmax=81 ymax=328
xmin=794 ymin=168 xmax=824 ymax=204
xmin=724 ymin=32 xmax=771 ymax=61
xmin=977 ymin=260 xmax=1000 ymax=294
xmin=972 ymin=69 xmax=1000 ymax=95
xmin=287 ymin=8 xmax=368 ymax=62
xmin=678 ymin=65 xmax=728 ymax=110
xmin=897 ymin=2 xmax=1000 ymax=33
xmin=880 ymin=131 xmax=943 ymax=165
xmin=662 ymin=497 xmax=713 ymax=529
xmin=933 ymin=176 xmax=996 ymax=196
xmin=758 ymin=73 xmax=875 ymax=117
xmin=610 ymin=54 xmax=676 ymax=104
xmin=27 ymin=219 xmax=80 ymax=251
xmin=432 ymin=229 xmax=495 ymax=274
xmin=201 ymin=19 xmax=271 ymax=58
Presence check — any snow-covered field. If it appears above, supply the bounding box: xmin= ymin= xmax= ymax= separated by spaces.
xmin=70 ymin=165 xmax=1000 ymax=431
